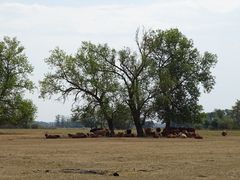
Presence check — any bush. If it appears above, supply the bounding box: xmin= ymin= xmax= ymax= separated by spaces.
xmin=31 ymin=124 xmax=40 ymax=129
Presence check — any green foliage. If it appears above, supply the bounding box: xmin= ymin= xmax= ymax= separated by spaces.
xmin=40 ymin=28 xmax=217 ymax=135
xmin=203 ymin=109 xmax=238 ymax=130
xmin=232 ymin=100 xmax=240 ymax=126
xmin=40 ymin=43 xmax=118 ymax=100
xmin=0 ymin=95 xmax=37 ymax=128
xmin=31 ymin=123 xmax=40 ymax=129
xmin=218 ymin=116 xmax=235 ymax=129
xmin=71 ymin=105 xmax=105 ymax=129
xmin=0 ymin=37 xmax=36 ymax=127
xmin=112 ymin=103 xmax=133 ymax=129
xmin=40 ymin=42 xmax=118 ymax=132
xmin=54 ymin=114 xmax=82 ymax=128
xmin=71 ymin=103 xmax=133 ymax=129
xmin=144 ymin=28 xmax=217 ymax=127
xmin=0 ymin=37 xmax=34 ymax=97
xmin=12 ymin=97 xmax=37 ymax=128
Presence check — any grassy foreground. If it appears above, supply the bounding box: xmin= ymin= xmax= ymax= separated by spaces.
xmin=0 ymin=129 xmax=240 ymax=180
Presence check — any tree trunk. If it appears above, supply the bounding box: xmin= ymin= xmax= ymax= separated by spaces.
xmin=132 ymin=111 xmax=144 ymax=137
xmin=99 ymin=103 xmax=115 ymax=135
xmin=106 ymin=117 xmax=115 ymax=135
xmin=165 ymin=119 xmax=171 ymax=129
xmin=164 ymin=106 xmax=171 ymax=129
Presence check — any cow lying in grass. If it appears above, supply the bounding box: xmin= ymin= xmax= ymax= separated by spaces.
xmin=194 ymin=133 xmax=203 ymax=139
xmin=222 ymin=131 xmax=227 ymax=136
xmin=91 ymin=128 xmax=110 ymax=137
xmin=156 ymin=128 xmax=161 ymax=133
xmin=45 ymin=133 xmax=60 ymax=139
xmin=87 ymin=133 xmax=99 ymax=138
xmin=179 ymin=132 xmax=187 ymax=138
xmin=153 ymin=132 xmax=160 ymax=138
xmin=144 ymin=128 xmax=155 ymax=137
xmin=90 ymin=128 xmax=103 ymax=133
xmin=126 ymin=129 xmax=132 ymax=135
xmin=162 ymin=127 xmax=203 ymax=139
xmin=68 ymin=133 xmax=87 ymax=138
xmin=144 ymin=128 xmax=161 ymax=138
xmin=123 ymin=133 xmax=135 ymax=137
xmin=116 ymin=132 xmax=124 ymax=137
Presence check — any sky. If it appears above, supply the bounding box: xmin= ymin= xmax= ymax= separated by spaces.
xmin=0 ymin=0 xmax=240 ymax=122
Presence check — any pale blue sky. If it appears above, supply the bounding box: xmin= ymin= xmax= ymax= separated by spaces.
xmin=0 ymin=0 xmax=240 ymax=121
xmin=2 ymin=0 xmax=156 ymax=6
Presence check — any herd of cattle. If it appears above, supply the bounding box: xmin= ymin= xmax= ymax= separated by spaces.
xmin=44 ymin=127 xmax=226 ymax=139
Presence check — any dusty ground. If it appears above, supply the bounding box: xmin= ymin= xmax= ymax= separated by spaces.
xmin=0 ymin=129 xmax=240 ymax=180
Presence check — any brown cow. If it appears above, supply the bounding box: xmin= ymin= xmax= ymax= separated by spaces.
xmin=194 ymin=133 xmax=203 ymax=139
xmin=144 ymin=128 xmax=155 ymax=136
xmin=90 ymin=128 xmax=103 ymax=133
xmin=167 ymin=134 xmax=177 ymax=138
xmin=156 ymin=128 xmax=161 ymax=133
xmin=116 ymin=132 xmax=124 ymax=137
xmin=222 ymin=131 xmax=227 ymax=136
xmin=153 ymin=132 xmax=160 ymax=138
xmin=126 ymin=129 xmax=132 ymax=135
xmin=68 ymin=133 xmax=87 ymax=138
xmin=87 ymin=133 xmax=99 ymax=138
xmin=93 ymin=128 xmax=109 ymax=136
xmin=45 ymin=133 xmax=60 ymax=139
xmin=124 ymin=134 xmax=135 ymax=137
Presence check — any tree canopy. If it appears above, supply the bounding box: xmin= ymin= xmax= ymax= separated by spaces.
xmin=145 ymin=29 xmax=217 ymax=127
xmin=232 ymin=100 xmax=240 ymax=126
xmin=40 ymin=28 xmax=217 ymax=136
xmin=0 ymin=37 xmax=36 ymax=127
xmin=40 ymin=42 xmax=118 ymax=134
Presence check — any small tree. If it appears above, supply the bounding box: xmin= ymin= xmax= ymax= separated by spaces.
xmin=55 ymin=114 xmax=61 ymax=127
xmin=232 ymin=100 xmax=240 ymax=127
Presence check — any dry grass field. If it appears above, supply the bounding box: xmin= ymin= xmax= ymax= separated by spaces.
xmin=0 ymin=129 xmax=240 ymax=180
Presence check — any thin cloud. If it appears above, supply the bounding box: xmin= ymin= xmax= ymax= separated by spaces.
xmin=2 ymin=1 xmax=237 ymax=37
xmin=195 ymin=0 xmax=240 ymax=13
xmin=0 ymin=1 xmax=239 ymax=121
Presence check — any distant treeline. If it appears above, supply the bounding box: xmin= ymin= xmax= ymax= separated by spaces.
xmin=31 ymin=115 xmax=83 ymax=129
xmin=200 ymin=110 xmax=240 ymax=130
xmin=31 ymin=100 xmax=240 ymax=130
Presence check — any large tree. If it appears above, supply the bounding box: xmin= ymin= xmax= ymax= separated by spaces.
xmin=40 ymin=28 xmax=217 ymax=136
xmin=39 ymin=42 xmax=118 ymax=134
xmin=0 ymin=37 xmax=36 ymax=127
xmin=105 ymin=37 xmax=156 ymax=136
xmin=92 ymin=30 xmax=157 ymax=136
xmin=144 ymin=29 xmax=217 ymax=128
xmin=100 ymin=28 xmax=217 ymax=134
